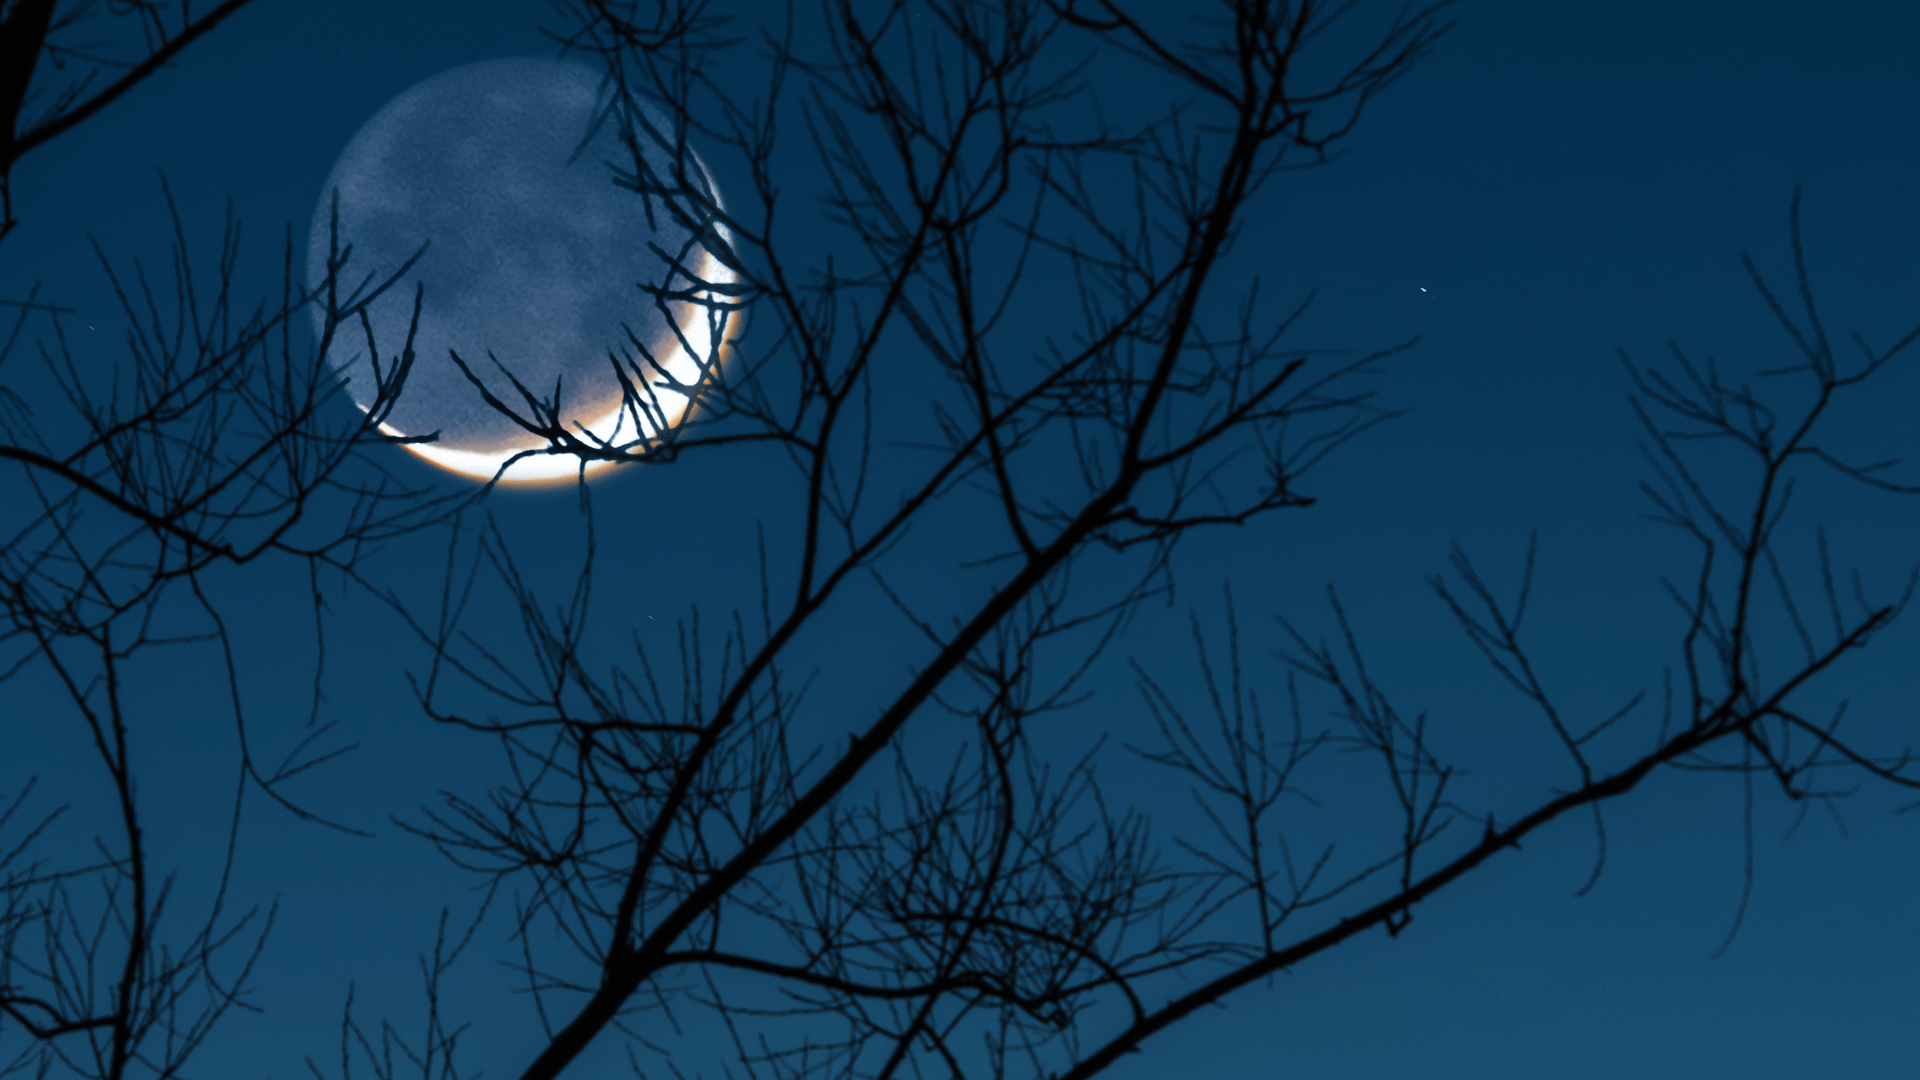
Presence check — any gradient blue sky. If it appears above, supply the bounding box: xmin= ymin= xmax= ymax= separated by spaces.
xmin=4 ymin=1 xmax=1917 ymax=1077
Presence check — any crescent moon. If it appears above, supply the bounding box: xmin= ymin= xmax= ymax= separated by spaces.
xmin=307 ymin=57 xmax=736 ymax=484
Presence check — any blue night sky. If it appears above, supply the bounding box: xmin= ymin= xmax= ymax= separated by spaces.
xmin=3 ymin=1 xmax=1916 ymax=1077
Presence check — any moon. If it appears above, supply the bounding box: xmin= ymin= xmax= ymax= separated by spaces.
xmin=307 ymin=57 xmax=735 ymax=484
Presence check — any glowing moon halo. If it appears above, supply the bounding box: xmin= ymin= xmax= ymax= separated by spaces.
xmin=307 ymin=58 xmax=735 ymax=484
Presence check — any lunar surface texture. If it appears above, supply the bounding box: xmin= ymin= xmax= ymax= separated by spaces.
xmin=307 ymin=57 xmax=732 ymax=483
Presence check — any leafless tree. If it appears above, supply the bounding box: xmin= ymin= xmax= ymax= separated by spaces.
xmin=318 ymin=2 xmax=1910 ymax=1079
xmin=0 ymin=6 xmax=459 ymax=1071
xmin=0 ymin=192 xmax=460 ymax=1077
xmin=6 ymin=2 xmax=1917 ymax=1080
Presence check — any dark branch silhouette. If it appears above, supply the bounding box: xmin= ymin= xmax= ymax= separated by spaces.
xmin=5 ymin=3 xmax=1915 ymax=1080
xmin=2 ymin=173 xmax=455 ymax=1080
xmin=1 ymin=0 xmax=260 ymax=245
xmin=350 ymin=4 xmax=1912 ymax=1079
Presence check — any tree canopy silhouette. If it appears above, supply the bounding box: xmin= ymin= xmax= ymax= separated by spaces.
xmin=2 ymin=2 xmax=1916 ymax=1079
